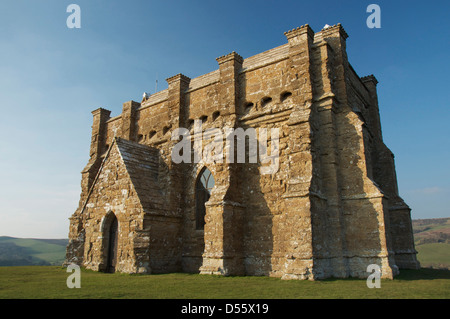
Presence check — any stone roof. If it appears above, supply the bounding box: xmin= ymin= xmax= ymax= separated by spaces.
xmin=114 ymin=137 xmax=165 ymax=213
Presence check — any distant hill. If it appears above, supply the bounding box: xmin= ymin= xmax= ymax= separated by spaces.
xmin=0 ymin=236 xmax=68 ymax=266
xmin=412 ymin=217 xmax=450 ymax=269
xmin=412 ymin=218 xmax=450 ymax=245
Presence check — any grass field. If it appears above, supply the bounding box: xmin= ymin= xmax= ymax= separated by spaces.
xmin=416 ymin=243 xmax=450 ymax=267
xmin=0 ymin=266 xmax=449 ymax=299
xmin=0 ymin=218 xmax=449 ymax=300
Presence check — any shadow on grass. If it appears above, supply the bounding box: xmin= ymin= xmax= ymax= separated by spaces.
xmin=395 ymin=268 xmax=450 ymax=280
xmin=284 ymin=268 xmax=450 ymax=283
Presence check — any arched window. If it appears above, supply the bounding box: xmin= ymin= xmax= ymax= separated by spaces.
xmin=195 ymin=167 xmax=215 ymax=230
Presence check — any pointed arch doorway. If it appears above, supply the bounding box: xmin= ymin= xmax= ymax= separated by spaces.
xmin=105 ymin=213 xmax=118 ymax=273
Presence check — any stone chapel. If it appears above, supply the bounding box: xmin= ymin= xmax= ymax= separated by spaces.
xmin=65 ymin=23 xmax=420 ymax=280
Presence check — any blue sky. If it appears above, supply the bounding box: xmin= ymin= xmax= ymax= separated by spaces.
xmin=0 ymin=0 xmax=449 ymax=238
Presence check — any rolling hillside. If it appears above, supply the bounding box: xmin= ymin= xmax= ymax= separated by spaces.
xmin=412 ymin=217 xmax=450 ymax=269
xmin=0 ymin=236 xmax=68 ymax=266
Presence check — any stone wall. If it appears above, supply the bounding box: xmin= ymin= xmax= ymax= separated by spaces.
xmin=66 ymin=22 xmax=419 ymax=279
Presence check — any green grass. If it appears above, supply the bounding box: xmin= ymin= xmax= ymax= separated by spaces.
xmin=416 ymin=243 xmax=450 ymax=266
xmin=0 ymin=266 xmax=449 ymax=299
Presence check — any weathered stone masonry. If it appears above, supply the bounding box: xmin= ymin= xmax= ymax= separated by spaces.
xmin=65 ymin=23 xmax=420 ymax=279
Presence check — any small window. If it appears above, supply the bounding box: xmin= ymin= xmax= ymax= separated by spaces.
xmin=137 ymin=134 xmax=144 ymax=143
xmin=244 ymin=102 xmax=254 ymax=113
xmin=212 ymin=111 xmax=220 ymax=121
xmin=280 ymin=91 xmax=292 ymax=102
xmin=200 ymin=115 xmax=208 ymax=123
xmin=195 ymin=167 xmax=215 ymax=230
xmin=149 ymin=130 xmax=157 ymax=139
xmin=261 ymin=96 xmax=272 ymax=108
xmin=163 ymin=126 xmax=170 ymax=135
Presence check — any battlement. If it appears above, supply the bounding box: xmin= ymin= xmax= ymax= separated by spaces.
xmin=92 ymin=23 xmax=384 ymax=158
xmin=284 ymin=24 xmax=315 ymax=41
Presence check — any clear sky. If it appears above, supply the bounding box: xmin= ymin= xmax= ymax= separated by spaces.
xmin=0 ymin=0 xmax=449 ymax=238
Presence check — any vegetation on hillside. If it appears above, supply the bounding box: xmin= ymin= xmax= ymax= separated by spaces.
xmin=412 ymin=218 xmax=450 ymax=269
xmin=413 ymin=218 xmax=450 ymax=245
xmin=0 ymin=237 xmax=67 ymax=266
